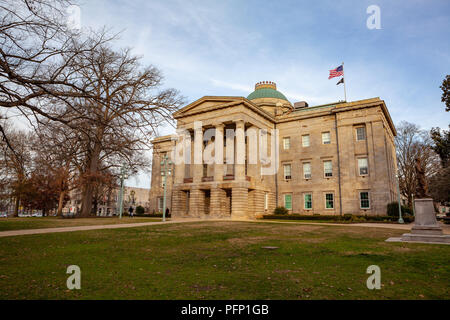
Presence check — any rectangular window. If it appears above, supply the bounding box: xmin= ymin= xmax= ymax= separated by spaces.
xmin=304 ymin=193 xmax=312 ymax=210
xmin=284 ymin=194 xmax=292 ymax=210
xmin=358 ymin=158 xmax=369 ymax=176
xmin=302 ymin=135 xmax=310 ymax=147
xmin=303 ymin=162 xmax=312 ymax=179
xmin=283 ymin=137 xmax=291 ymax=150
xmin=284 ymin=164 xmax=292 ymax=180
xmin=325 ymin=193 xmax=334 ymax=209
xmin=322 ymin=132 xmax=331 ymax=144
xmin=360 ymin=192 xmax=370 ymax=209
xmin=356 ymin=127 xmax=366 ymax=141
xmin=324 ymin=160 xmax=333 ymax=178
xmin=264 ymin=193 xmax=269 ymax=210
xmin=158 ymin=197 xmax=164 ymax=211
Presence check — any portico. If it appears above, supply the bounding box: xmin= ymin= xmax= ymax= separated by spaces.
xmin=170 ymin=117 xmax=270 ymax=220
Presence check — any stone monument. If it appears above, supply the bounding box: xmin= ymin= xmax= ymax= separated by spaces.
xmin=398 ymin=157 xmax=450 ymax=244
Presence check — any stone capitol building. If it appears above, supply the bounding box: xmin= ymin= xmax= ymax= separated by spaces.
xmin=149 ymin=82 xmax=398 ymax=219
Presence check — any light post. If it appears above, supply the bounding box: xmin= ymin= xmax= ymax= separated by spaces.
xmin=412 ymin=194 xmax=415 ymax=217
xmin=396 ymin=172 xmax=404 ymax=224
xmin=117 ymin=164 xmax=128 ymax=219
xmin=161 ymin=154 xmax=173 ymax=222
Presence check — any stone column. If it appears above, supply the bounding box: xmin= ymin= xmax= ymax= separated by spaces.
xmin=210 ymin=187 xmax=226 ymax=217
xmin=190 ymin=188 xmax=205 ymax=217
xmin=174 ymin=134 xmax=185 ymax=184
xmin=193 ymin=122 xmax=203 ymax=183
xmin=246 ymin=125 xmax=259 ymax=179
xmin=172 ymin=190 xmax=187 ymax=218
xmin=235 ymin=120 xmax=246 ymax=181
xmin=214 ymin=124 xmax=224 ymax=181
xmin=232 ymin=187 xmax=248 ymax=219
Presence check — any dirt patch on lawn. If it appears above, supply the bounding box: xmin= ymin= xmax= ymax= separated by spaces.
xmin=226 ymin=236 xmax=271 ymax=247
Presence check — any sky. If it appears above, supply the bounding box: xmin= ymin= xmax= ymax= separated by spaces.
xmin=75 ymin=0 xmax=450 ymax=188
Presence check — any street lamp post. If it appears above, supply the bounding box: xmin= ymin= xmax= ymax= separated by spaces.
xmin=117 ymin=164 xmax=128 ymax=219
xmin=396 ymin=172 xmax=404 ymax=224
xmin=161 ymin=154 xmax=173 ymax=222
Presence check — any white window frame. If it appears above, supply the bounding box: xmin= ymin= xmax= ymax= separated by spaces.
xmin=324 ymin=160 xmax=333 ymax=178
xmin=322 ymin=132 xmax=331 ymax=145
xmin=303 ymin=162 xmax=312 ymax=180
xmin=264 ymin=192 xmax=269 ymax=210
xmin=284 ymin=194 xmax=293 ymax=210
xmin=356 ymin=126 xmax=366 ymax=141
xmin=304 ymin=193 xmax=313 ymax=210
xmin=325 ymin=193 xmax=334 ymax=210
xmin=283 ymin=163 xmax=292 ymax=180
xmin=158 ymin=197 xmax=164 ymax=211
xmin=358 ymin=158 xmax=369 ymax=176
xmin=360 ymin=192 xmax=371 ymax=209
xmin=302 ymin=134 xmax=310 ymax=147
xmin=283 ymin=137 xmax=291 ymax=150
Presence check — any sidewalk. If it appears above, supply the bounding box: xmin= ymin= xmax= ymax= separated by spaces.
xmin=1 ymin=218 xmax=448 ymax=238
xmin=252 ymin=219 xmax=450 ymax=234
xmin=0 ymin=219 xmax=202 ymax=238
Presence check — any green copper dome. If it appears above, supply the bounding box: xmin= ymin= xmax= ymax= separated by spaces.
xmin=247 ymin=82 xmax=289 ymax=102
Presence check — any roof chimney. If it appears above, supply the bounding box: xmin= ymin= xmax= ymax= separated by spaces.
xmin=294 ymin=101 xmax=309 ymax=109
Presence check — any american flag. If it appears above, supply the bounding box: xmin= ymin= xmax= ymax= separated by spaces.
xmin=329 ymin=65 xmax=344 ymax=79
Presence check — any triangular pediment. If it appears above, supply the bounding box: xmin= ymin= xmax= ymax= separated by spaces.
xmin=173 ymin=96 xmax=275 ymax=121
xmin=173 ymin=96 xmax=244 ymax=118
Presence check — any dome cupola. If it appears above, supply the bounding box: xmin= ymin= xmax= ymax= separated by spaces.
xmin=247 ymin=81 xmax=289 ymax=102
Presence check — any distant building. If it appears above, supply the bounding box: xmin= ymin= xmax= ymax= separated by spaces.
xmin=65 ymin=186 xmax=150 ymax=216
xmin=149 ymin=81 xmax=399 ymax=219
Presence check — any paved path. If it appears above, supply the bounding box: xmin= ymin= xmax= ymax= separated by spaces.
xmin=252 ymin=220 xmax=450 ymax=234
xmin=0 ymin=219 xmax=203 ymax=238
xmin=1 ymin=218 xmax=448 ymax=238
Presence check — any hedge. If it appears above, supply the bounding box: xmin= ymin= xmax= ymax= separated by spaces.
xmin=260 ymin=214 xmax=414 ymax=223
xmin=387 ymin=202 xmax=413 ymax=217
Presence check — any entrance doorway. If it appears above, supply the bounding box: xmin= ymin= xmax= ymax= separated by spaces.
xmin=225 ymin=189 xmax=232 ymax=216
xmin=204 ymin=190 xmax=211 ymax=215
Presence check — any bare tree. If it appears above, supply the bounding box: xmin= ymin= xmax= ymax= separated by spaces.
xmin=0 ymin=0 xmax=114 ymax=134
xmin=55 ymin=46 xmax=183 ymax=216
xmin=395 ymin=121 xmax=441 ymax=208
xmin=0 ymin=122 xmax=34 ymax=216
xmin=32 ymin=120 xmax=83 ymax=215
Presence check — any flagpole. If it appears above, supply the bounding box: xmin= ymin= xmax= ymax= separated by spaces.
xmin=342 ymin=62 xmax=347 ymax=102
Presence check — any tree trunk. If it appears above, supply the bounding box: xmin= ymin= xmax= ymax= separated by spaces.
xmin=407 ymin=195 xmax=413 ymax=210
xmin=57 ymin=190 xmax=66 ymax=216
xmin=80 ymin=141 xmax=102 ymax=217
xmin=13 ymin=196 xmax=20 ymax=217
xmin=80 ymin=183 xmax=94 ymax=217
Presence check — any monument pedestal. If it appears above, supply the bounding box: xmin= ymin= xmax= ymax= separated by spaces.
xmin=399 ymin=199 xmax=450 ymax=244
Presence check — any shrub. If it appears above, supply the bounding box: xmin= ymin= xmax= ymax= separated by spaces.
xmin=343 ymin=214 xmax=353 ymax=221
xmin=387 ymin=202 xmax=412 ymax=217
xmin=135 ymin=206 xmax=145 ymax=215
xmin=274 ymin=207 xmax=289 ymax=215
xmin=261 ymin=214 xmax=414 ymax=224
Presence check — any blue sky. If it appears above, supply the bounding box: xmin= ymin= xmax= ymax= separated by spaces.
xmin=78 ymin=0 xmax=450 ymax=188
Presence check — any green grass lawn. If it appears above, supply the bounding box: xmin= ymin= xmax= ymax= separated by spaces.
xmin=0 ymin=221 xmax=449 ymax=300
xmin=0 ymin=217 xmax=163 ymax=231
